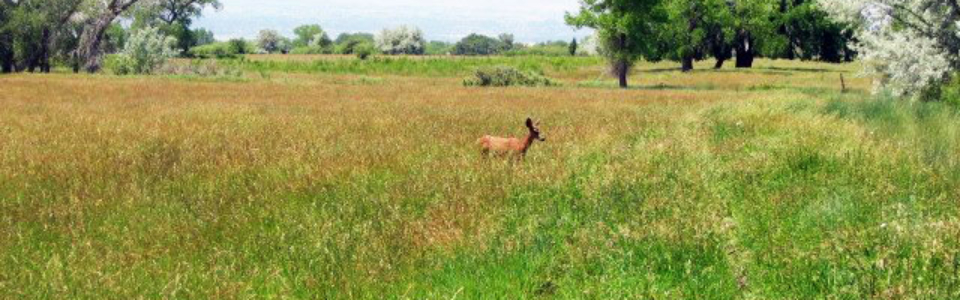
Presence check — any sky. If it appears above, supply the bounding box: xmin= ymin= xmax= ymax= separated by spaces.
xmin=194 ymin=0 xmax=592 ymax=43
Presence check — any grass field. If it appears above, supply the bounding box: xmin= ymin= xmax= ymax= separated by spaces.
xmin=2 ymin=55 xmax=960 ymax=298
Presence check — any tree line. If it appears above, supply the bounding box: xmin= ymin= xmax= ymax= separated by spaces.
xmin=567 ymin=0 xmax=856 ymax=88
xmin=0 ymin=0 xmax=220 ymax=74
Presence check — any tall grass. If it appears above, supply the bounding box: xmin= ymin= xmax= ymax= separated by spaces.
xmin=1 ymin=59 xmax=958 ymax=298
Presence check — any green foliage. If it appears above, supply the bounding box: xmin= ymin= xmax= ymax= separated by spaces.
xmin=569 ymin=38 xmax=578 ymax=56
xmin=656 ymin=0 xmax=734 ymax=66
xmin=190 ymin=39 xmax=253 ymax=59
xmin=775 ymin=1 xmax=854 ymax=62
xmin=256 ymin=29 xmax=290 ymax=54
xmin=454 ymin=34 xmax=507 ymax=56
xmin=335 ymin=33 xmax=375 ymax=54
xmin=566 ymin=0 xmax=669 ymax=87
xmin=0 ymin=0 xmax=84 ymax=72
xmin=189 ymin=42 xmax=233 ymax=59
xmin=462 ymin=66 xmax=559 ymax=87
xmin=932 ymin=74 xmax=960 ymax=108
xmin=293 ymin=24 xmax=332 ymax=48
xmin=104 ymin=23 xmax=129 ymax=54
xmin=335 ymin=32 xmax=374 ymax=45
xmin=103 ymin=54 xmax=134 ymax=75
xmin=355 ymin=43 xmax=376 ymax=60
xmin=132 ymin=0 xmax=221 ymax=56
xmin=192 ymin=28 xmax=215 ymax=46
xmin=228 ymin=38 xmax=252 ymax=55
xmin=425 ymin=41 xmax=454 ymax=55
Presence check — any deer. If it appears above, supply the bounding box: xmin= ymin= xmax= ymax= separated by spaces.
xmin=478 ymin=117 xmax=546 ymax=160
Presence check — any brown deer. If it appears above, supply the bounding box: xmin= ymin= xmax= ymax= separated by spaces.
xmin=478 ymin=117 xmax=545 ymax=160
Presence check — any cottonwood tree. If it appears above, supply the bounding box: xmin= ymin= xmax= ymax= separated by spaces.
xmin=0 ymin=0 xmax=83 ymax=73
xmin=820 ymin=0 xmax=960 ymax=97
xmin=566 ymin=0 xmax=667 ymax=88
xmin=659 ymin=0 xmax=733 ymax=71
xmin=77 ymin=0 xmax=145 ymax=73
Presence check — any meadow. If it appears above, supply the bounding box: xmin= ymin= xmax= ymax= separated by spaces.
xmin=1 ymin=55 xmax=959 ymax=298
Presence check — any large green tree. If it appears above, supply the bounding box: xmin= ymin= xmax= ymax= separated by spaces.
xmin=658 ymin=0 xmax=733 ymax=71
xmin=566 ymin=0 xmax=667 ymax=88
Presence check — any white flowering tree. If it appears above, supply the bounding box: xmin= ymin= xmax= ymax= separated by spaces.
xmin=577 ymin=34 xmax=601 ymax=56
xmin=819 ymin=0 xmax=960 ymax=97
xmin=257 ymin=29 xmax=290 ymax=54
xmin=374 ymin=25 xmax=426 ymax=55
xmin=110 ymin=26 xmax=178 ymax=75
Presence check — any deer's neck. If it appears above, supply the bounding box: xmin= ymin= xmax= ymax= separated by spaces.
xmin=520 ymin=134 xmax=535 ymax=154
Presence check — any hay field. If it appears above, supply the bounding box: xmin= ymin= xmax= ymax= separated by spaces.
xmin=1 ymin=56 xmax=959 ymax=298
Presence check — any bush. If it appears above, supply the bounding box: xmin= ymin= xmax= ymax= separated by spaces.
xmin=105 ymin=27 xmax=177 ymax=75
xmin=228 ymin=39 xmax=251 ymax=55
xmin=355 ymin=43 xmax=376 ymax=60
xmin=463 ymin=66 xmax=559 ymax=87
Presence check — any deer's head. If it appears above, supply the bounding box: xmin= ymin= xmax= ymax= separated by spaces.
xmin=526 ymin=118 xmax=545 ymax=142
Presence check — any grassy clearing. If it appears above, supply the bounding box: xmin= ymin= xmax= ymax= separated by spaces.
xmin=1 ymin=57 xmax=959 ymax=298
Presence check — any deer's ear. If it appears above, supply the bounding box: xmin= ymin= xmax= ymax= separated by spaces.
xmin=526 ymin=118 xmax=533 ymax=128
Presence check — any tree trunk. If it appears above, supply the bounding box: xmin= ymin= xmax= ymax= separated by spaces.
xmin=39 ymin=28 xmax=51 ymax=73
xmin=616 ymin=33 xmax=629 ymax=89
xmin=1 ymin=47 xmax=12 ymax=73
xmin=617 ymin=60 xmax=628 ymax=89
xmin=735 ymin=50 xmax=754 ymax=68
xmin=714 ymin=58 xmax=725 ymax=69
xmin=735 ymin=31 xmax=755 ymax=68
xmin=682 ymin=56 xmax=694 ymax=72
xmin=77 ymin=11 xmax=120 ymax=73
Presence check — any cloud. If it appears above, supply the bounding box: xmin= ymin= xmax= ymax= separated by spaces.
xmin=194 ymin=0 xmax=591 ymax=42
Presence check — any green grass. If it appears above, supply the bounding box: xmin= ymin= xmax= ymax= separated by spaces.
xmin=1 ymin=57 xmax=959 ymax=298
